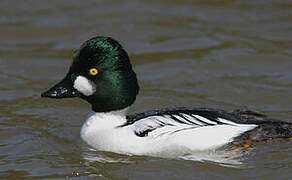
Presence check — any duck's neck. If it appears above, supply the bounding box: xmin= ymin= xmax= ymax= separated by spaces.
xmin=85 ymin=108 xmax=129 ymax=129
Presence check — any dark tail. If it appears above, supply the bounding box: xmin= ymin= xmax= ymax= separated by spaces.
xmin=230 ymin=110 xmax=292 ymax=145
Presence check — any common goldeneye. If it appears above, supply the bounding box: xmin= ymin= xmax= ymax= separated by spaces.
xmin=41 ymin=36 xmax=292 ymax=156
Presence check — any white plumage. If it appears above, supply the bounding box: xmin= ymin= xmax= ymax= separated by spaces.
xmin=80 ymin=108 xmax=257 ymax=156
xmin=73 ymin=76 xmax=96 ymax=96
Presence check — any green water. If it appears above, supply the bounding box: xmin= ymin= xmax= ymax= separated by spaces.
xmin=1 ymin=0 xmax=292 ymax=179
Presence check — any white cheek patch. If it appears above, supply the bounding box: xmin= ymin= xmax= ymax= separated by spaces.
xmin=73 ymin=76 xmax=96 ymax=96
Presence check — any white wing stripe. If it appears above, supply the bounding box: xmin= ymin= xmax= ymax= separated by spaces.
xmin=193 ymin=115 xmax=218 ymax=125
xmin=173 ymin=115 xmax=190 ymax=124
xmin=131 ymin=113 xmax=258 ymax=137
xmin=182 ymin=114 xmax=206 ymax=125
xmin=217 ymin=118 xmax=241 ymax=126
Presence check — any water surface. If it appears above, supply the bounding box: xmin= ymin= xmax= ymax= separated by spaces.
xmin=1 ymin=0 xmax=292 ymax=179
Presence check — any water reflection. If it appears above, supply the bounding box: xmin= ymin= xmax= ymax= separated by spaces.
xmin=82 ymin=145 xmax=252 ymax=168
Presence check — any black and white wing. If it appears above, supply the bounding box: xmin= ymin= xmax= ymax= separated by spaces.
xmin=123 ymin=108 xmax=256 ymax=137
xmin=123 ymin=108 xmax=292 ymax=143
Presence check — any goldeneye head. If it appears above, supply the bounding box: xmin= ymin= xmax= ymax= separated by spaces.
xmin=41 ymin=36 xmax=139 ymax=112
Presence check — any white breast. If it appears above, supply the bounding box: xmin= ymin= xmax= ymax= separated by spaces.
xmin=80 ymin=109 xmax=143 ymax=154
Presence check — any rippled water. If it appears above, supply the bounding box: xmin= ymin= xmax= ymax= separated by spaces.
xmin=1 ymin=0 xmax=292 ymax=179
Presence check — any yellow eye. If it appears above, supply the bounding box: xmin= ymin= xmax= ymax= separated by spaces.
xmin=89 ymin=68 xmax=98 ymax=76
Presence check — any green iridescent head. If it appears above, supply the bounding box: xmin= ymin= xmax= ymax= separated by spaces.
xmin=41 ymin=36 xmax=140 ymax=112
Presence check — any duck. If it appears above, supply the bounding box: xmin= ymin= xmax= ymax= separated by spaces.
xmin=41 ymin=36 xmax=292 ymax=156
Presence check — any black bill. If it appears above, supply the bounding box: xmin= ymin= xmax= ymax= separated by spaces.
xmin=41 ymin=74 xmax=80 ymax=98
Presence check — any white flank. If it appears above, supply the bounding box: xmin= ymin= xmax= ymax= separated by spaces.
xmin=73 ymin=76 xmax=96 ymax=96
xmin=80 ymin=110 xmax=258 ymax=156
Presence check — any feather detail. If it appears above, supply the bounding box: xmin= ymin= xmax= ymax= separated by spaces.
xmin=129 ymin=112 xmax=257 ymax=138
